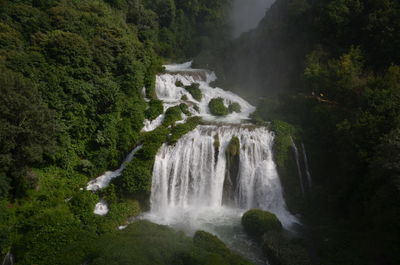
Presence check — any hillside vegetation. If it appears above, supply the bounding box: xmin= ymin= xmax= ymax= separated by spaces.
xmin=204 ymin=0 xmax=400 ymax=264
xmin=0 ymin=0 xmax=232 ymax=263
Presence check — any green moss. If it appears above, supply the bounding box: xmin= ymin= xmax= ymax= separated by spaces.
xmin=209 ymin=98 xmax=229 ymax=116
xmin=262 ymin=231 xmax=311 ymax=265
xmin=241 ymin=209 xmax=282 ymax=238
xmin=145 ymin=99 xmax=164 ymax=120
xmin=83 ymin=221 xmax=253 ymax=265
xmin=168 ymin=117 xmax=201 ymax=145
xmin=181 ymin=94 xmax=188 ymax=101
xmin=214 ymin=134 xmax=220 ymax=150
xmin=175 ymin=80 xmax=184 ymax=87
xmin=228 ymin=102 xmax=241 ymax=113
xmin=193 ymin=231 xmax=231 ymax=257
xmin=184 ymin=83 xmax=202 ymax=101
xmin=193 ymin=231 xmax=253 ymax=265
xmin=163 ymin=105 xmax=183 ymax=127
xmin=179 ymin=103 xmax=191 ymax=116
xmin=270 ymin=120 xmax=297 ymax=168
xmin=226 ymin=136 xmax=240 ymax=156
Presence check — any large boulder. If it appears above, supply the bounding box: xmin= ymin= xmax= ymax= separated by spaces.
xmin=241 ymin=209 xmax=282 ymax=238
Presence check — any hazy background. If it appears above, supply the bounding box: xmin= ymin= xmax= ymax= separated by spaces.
xmin=231 ymin=0 xmax=275 ymax=38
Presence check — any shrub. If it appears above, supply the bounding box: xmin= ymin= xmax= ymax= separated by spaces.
xmin=179 ymin=103 xmax=191 ymax=115
xmin=184 ymin=83 xmax=202 ymax=101
xmin=228 ymin=102 xmax=241 ymax=113
xmin=163 ymin=105 xmax=182 ymax=127
xmin=168 ymin=117 xmax=201 ymax=145
xmin=209 ymin=98 xmax=229 ymax=116
xmin=175 ymin=80 xmax=184 ymax=87
xmin=241 ymin=209 xmax=282 ymax=238
xmin=145 ymin=99 xmax=163 ymax=120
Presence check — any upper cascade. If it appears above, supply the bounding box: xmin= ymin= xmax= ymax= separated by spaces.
xmin=143 ymin=62 xmax=256 ymax=131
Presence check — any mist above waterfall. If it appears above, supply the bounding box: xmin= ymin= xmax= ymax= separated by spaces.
xmin=231 ymin=0 xmax=274 ymax=38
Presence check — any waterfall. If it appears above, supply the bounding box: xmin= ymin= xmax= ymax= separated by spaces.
xmin=143 ymin=62 xmax=298 ymax=264
xmin=301 ymin=143 xmax=312 ymax=189
xmin=1 ymin=252 xmax=13 ymax=265
xmin=150 ymin=125 xmax=297 ymax=228
xmin=291 ymin=137 xmax=305 ymax=195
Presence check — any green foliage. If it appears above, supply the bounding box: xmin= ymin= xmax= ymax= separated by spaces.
xmin=163 ymin=105 xmax=183 ymax=127
xmin=0 ymin=0 xmax=234 ymax=263
xmin=193 ymin=231 xmax=231 ymax=257
xmin=175 ymin=80 xmax=184 ymax=87
xmin=168 ymin=116 xmax=201 ymax=145
xmin=179 ymin=103 xmax=191 ymax=115
xmin=208 ymin=97 xmax=229 ymax=116
xmin=184 ymin=83 xmax=202 ymax=101
xmin=88 ymin=220 xmax=253 ymax=265
xmin=228 ymin=102 xmax=241 ymax=113
xmin=226 ymin=136 xmax=240 ymax=157
xmin=241 ymin=209 xmax=283 ymax=238
xmin=145 ymin=99 xmax=164 ymax=120
xmin=270 ymin=120 xmax=296 ymax=168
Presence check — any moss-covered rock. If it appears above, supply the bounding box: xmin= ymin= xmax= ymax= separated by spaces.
xmin=213 ymin=134 xmax=220 ymax=162
xmin=262 ymin=231 xmax=311 ymax=265
xmin=193 ymin=231 xmax=253 ymax=265
xmin=179 ymin=103 xmax=191 ymax=116
xmin=228 ymin=102 xmax=241 ymax=113
xmin=241 ymin=209 xmax=282 ymax=238
xmin=168 ymin=117 xmax=201 ymax=145
xmin=175 ymin=80 xmax=184 ymax=87
xmin=270 ymin=120 xmax=305 ymax=213
xmin=193 ymin=231 xmax=231 ymax=257
xmin=226 ymin=136 xmax=240 ymax=156
xmin=163 ymin=106 xmax=182 ymax=127
xmin=223 ymin=136 xmax=240 ymax=205
xmin=209 ymin=97 xmax=229 ymax=116
xmin=180 ymin=94 xmax=188 ymax=101
xmin=184 ymin=83 xmax=202 ymax=101
xmin=270 ymin=120 xmax=296 ymax=168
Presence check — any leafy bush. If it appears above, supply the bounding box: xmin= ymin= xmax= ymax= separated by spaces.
xmin=145 ymin=99 xmax=164 ymax=120
xmin=175 ymin=80 xmax=184 ymax=87
xmin=209 ymin=97 xmax=229 ymax=116
xmin=228 ymin=102 xmax=241 ymax=113
xmin=163 ymin=105 xmax=183 ymax=127
xmin=184 ymin=83 xmax=202 ymax=101
xmin=168 ymin=116 xmax=201 ymax=145
xmin=241 ymin=209 xmax=282 ymax=238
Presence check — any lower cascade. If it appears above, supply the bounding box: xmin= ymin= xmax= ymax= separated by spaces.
xmin=149 ymin=125 xmax=296 ymax=228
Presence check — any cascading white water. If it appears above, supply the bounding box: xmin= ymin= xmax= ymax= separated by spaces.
xmin=149 ymin=125 xmax=297 ymax=228
xmin=143 ymin=62 xmax=298 ymax=264
xmin=301 ymin=143 xmax=312 ymax=190
xmin=291 ymin=137 xmax=305 ymax=196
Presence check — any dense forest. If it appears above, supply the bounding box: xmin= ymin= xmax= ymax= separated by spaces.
xmin=1 ymin=0 xmax=400 ymax=265
xmin=0 ymin=0 xmax=236 ymax=264
xmin=201 ymin=0 xmax=400 ymax=264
